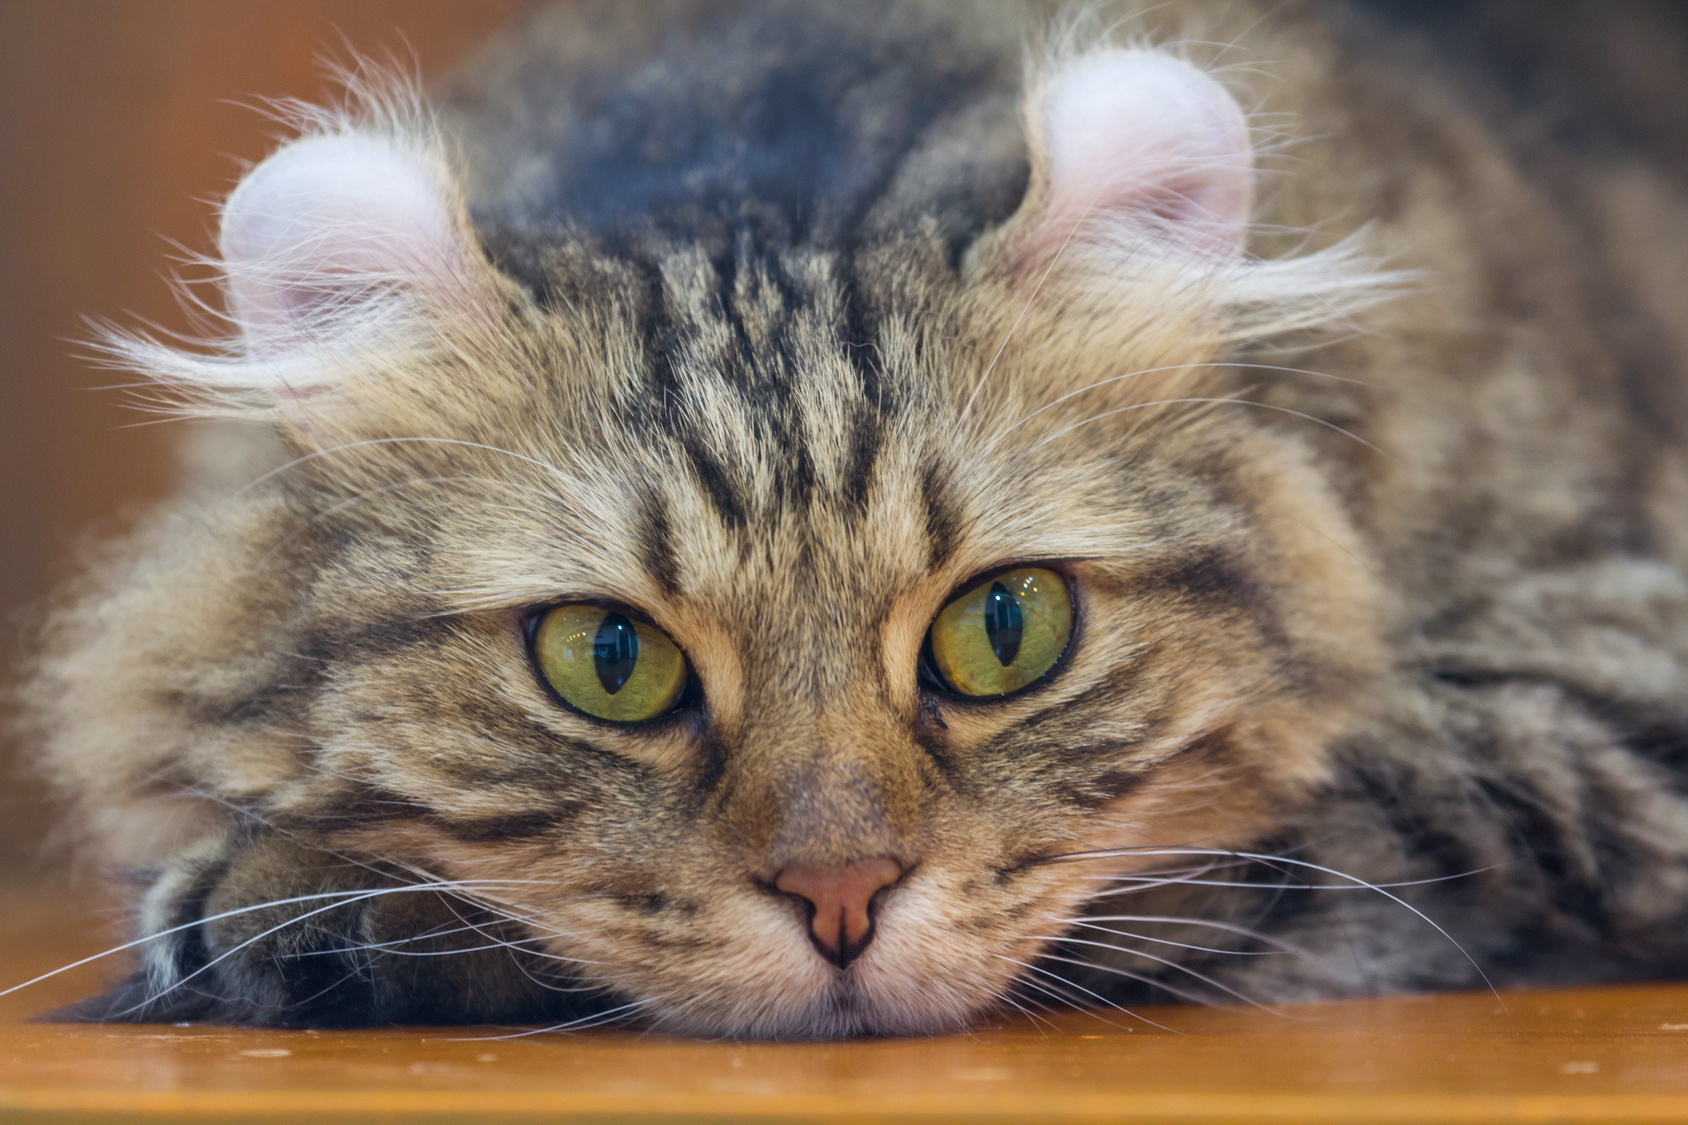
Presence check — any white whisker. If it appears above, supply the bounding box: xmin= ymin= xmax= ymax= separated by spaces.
xmin=0 ymin=879 xmax=556 ymax=1002
xmin=1046 ymin=847 xmax=1503 ymax=1008
xmin=441 ymin=999 xmax=656 ymax=1041
xmin=995 ymin=954 xmax=1176 ymax=1033
xmin=1035 ymin=951 xmax=1219 ymax=1010
xmin=1056 ymin=918 xmax=1282 ymax=958
xmin=1030 ymin=934 xmax=1288 ymax=1015
xmin=1074 ymin=914 xmax=1308 ymax=956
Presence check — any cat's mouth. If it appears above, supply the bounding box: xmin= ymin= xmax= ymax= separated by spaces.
xmin=578 ymin=868 xmax=1023 ymax=1039
xmin=726 ymin=885 xmax=1034 ymax=1037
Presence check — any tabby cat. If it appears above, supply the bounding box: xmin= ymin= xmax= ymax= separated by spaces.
xmin=19 ymin=0 xmax=1688 ymax=1036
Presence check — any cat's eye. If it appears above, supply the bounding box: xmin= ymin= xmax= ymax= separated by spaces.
xmin=925 ymin=567 xmax=1073 ymax=697
xmin=531 ymin=605 xmax=689 ymax=723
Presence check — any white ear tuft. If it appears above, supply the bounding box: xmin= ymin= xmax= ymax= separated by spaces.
xmin=1029 ymin=49 xmax=1253 ymax=263
xmin=219 ymin=133 xmax=470 ymax=347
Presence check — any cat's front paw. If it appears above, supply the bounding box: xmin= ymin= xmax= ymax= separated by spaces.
xmin=55 ymin=834 xmax=579 ymax=1027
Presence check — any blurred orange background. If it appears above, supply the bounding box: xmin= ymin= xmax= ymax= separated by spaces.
xmin=0 ymin=1 xmax=532 ymax=878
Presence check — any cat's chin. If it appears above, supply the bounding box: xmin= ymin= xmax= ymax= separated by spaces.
xmin=641 ymin=965 xmax=991 ymax=1040
xmin=624 ymin=903 xmax=1028 ymax=1039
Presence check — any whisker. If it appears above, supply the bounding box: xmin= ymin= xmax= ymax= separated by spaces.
xmin=1009 ymin=973 xmax=1134 ymax=1034
xmin=1030 ymin=934 xmax=1289 ymax=1016
xmin=1035 ymin=951 xmax=1221 ymax=1009
xmin=0 ymin=879 xmax=556 ymax=1001
xmin=115 ymin=882 xmax=597 ymax=1018
xmin=1073 ymin=858 xmax=1243 ymax=884
xmin=1083 ymin=876 xmax=1303 ymax=894
xmin=1006 ymin=967 xmax=1085 ymax=1013
xmin=149 ymin=786 xmax=591 ymax=948
xmin=417 ymin=894 xmax=606 ymax=998
xmin=441 ymin=999 xmax=656 ymax=1041
xmin=1055 ymin=919 xmax=1283 ymax=958
xmin=1046 ymin=846 xmax=1504 ymax=1009
xmin=301 ymin=930 xmax=577 ymax=964
xmin=989 ymin=988 xmax=1060 ymax=1036
xmin=1074 ymin=914 xmax=1309 ymax=956
xmin=1084 ymin=870 xmax=1493 ymax=893
xmin=995 ymin=954 xmax=1176 ymax=1033
xmin=1047 ymin=847 xmax=1494 ymax=890
xmin=1073 ymin=861 xmax=1247 ymax=878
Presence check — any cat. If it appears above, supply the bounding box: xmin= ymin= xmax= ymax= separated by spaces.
xmin=16 ymin=0 xmax=1688 ymax=1036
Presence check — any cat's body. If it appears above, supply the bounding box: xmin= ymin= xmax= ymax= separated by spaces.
xmin=20 ymin=0 xmax=1688 ymax=1034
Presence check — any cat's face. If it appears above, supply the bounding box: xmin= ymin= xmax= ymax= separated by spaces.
xmin=86 ymin=47 xmax=1388 ymax=1036
xmin=212 ymin=246 xmax=1379 ymax=1035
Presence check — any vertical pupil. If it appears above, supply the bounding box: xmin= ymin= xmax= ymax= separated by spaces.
xmin=983 ymin=582 xmax=1023 ymax=666
xmin=593 ymin=613 xmax=639 ymax=694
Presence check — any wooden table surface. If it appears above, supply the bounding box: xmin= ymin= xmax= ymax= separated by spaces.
xmin=3 ymin=886 xmax=1688 ymax=1122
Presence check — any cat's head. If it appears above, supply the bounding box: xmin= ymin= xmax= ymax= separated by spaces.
xmin=76 ymin=46 xmax=1391 ymax=1035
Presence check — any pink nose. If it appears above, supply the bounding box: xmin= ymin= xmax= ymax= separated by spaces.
xmin=774 ymin=858 xmax=904 ymax=968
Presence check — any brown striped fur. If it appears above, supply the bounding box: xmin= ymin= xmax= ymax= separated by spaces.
xmin=19 ymin=1 xmax=1688 ymax=1033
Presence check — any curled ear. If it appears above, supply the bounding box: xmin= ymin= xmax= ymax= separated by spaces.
xmin=219 ymin=131 xmax=487 ymax=355
xmin=1006 ymin=48 xmax=1253 ymax=273
xmin=93 ymin=103 xmax=535 ymax=429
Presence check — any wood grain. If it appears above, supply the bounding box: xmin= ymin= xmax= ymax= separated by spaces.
xmin=4 ymin=887 xmax=1688 ymax=1123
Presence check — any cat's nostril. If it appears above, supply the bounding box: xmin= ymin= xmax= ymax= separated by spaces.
xmin=773 ymin=857 xmax=905 ymax=969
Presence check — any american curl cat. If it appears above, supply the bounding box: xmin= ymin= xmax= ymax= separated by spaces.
xmin=18 ymin=0 xmax=1688 ymax=1036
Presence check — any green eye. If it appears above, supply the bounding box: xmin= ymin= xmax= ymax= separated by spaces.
xmin=927 ymin=567 xmax=1072 ymax=697
xmin=532 ymin=605 xmax=688 ymax=723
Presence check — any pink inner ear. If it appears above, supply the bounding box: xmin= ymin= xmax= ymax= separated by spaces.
xmin=219 ymin=134 xmax=464 ymax=339
xmin=1037 ymin=50 xmax=1253 ymax=259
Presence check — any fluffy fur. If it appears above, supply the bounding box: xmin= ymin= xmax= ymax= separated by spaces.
xmin=18 ymin=0 xmax=1688 ymax=1035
